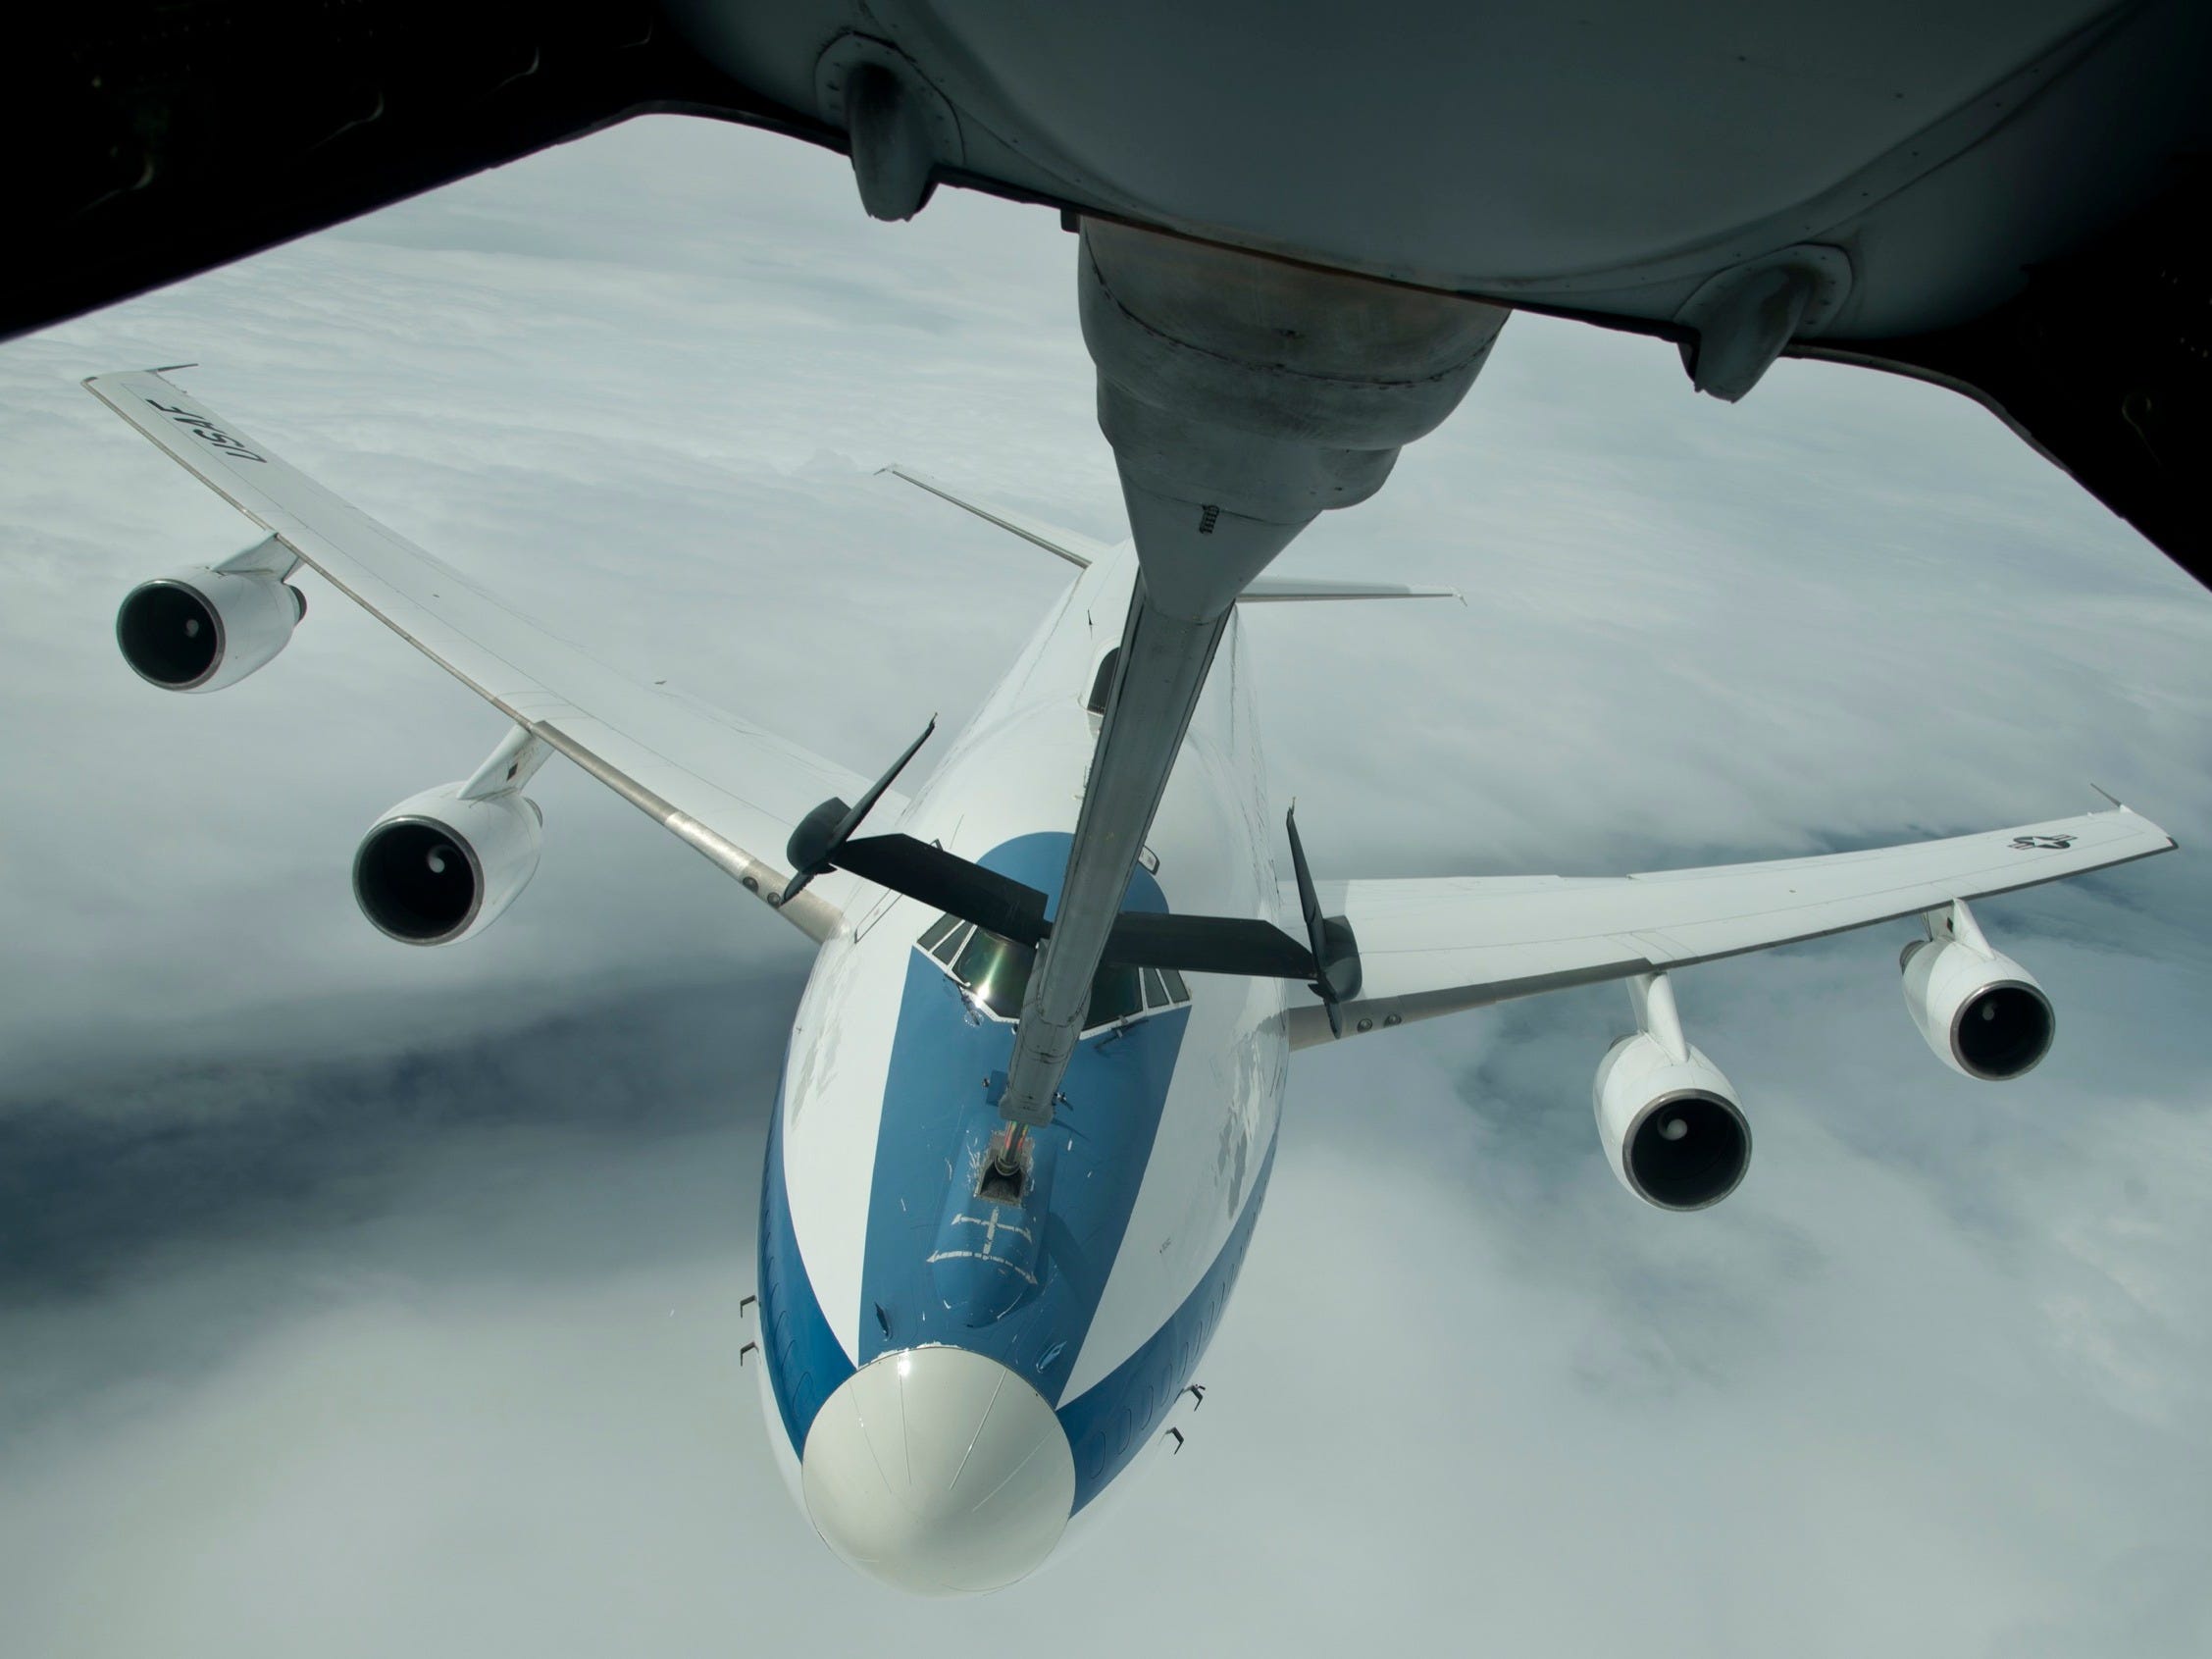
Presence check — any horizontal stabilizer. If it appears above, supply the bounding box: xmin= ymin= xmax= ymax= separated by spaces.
xmin=885 ymin=465 xmax=1456 ymax=601
xmin=1237 ymin=576 xmax=1460 ymax=602
xmin=881 ymin=465 xmax=1113 ymax=569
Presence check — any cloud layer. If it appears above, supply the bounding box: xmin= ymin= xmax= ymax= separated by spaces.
xmin=1 ymin=116 xmax=2207 ymax=1657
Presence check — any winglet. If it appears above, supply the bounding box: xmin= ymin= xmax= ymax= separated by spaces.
xmin=2088 ymin=782 xmax=2126 ymax=810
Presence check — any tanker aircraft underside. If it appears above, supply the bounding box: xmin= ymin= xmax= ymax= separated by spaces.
xmin=16 ymin=2 xmax=2212 ymax=586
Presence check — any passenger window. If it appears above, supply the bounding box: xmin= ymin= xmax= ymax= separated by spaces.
xmin=1087 ymin=960 xmax=1145 ymax=1028
xmin=1142 ymin=965 xmax=1170 ymax=1009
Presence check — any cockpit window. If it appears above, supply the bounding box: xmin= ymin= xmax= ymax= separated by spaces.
xmin=929 ymin=921 xmax=971 ymax=965
xmin=952 ymin=927 xmax=1035 ymax=1019
xmin=914 ymin=912 xmax=1190 ymax=1031
xmin=1090 ymin=960 xmax=1146 ymax=1027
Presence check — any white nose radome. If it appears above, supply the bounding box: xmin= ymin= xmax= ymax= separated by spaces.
xmin=800 ymin=1346 xmax=1075 ymax=1595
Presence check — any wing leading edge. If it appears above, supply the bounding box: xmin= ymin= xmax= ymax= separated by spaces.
xmin=1286 ymin=807 xmax=2175 ymax=1048
xmin=86 ymin=370 xmax=899 ymax=942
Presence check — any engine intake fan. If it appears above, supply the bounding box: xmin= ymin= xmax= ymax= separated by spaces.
xmin=1592 ymin=973 xmax=1750 ymax=1212
xmin=117 ymin=538 xmax=304 ymax=693
xmin=353 ymin=729 xmax=549 ymax=947
xmin=1901 ymin=901 xmax=2054 ymax=1081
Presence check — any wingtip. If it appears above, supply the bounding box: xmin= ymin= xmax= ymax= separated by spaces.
xmin=84 ymin=363 xmax=195 ymax=392
xmin=2089 ymin=787 xmax=2179 ymax=854
xmin=2082 ymin=786 xmax=2176 ymax=853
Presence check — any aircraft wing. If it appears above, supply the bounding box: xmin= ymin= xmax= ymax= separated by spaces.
xmin=86 ymin=369 xmax=897 ymax=943
xmin=1286 ymin=807 xmax=2176 ymax=1048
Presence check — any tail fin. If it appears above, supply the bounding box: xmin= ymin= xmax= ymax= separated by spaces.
xmin=882 ymin=464 xmax=1458 ymax=600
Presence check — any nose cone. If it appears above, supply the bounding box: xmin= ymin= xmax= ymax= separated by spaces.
xmin=801 ymin=1346 xmax=1074 ymax=1595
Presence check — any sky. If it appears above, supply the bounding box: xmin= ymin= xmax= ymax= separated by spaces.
xmin=2 ymin=116 xmax=2209 ymax=1656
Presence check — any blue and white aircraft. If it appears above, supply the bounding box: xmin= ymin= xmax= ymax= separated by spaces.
xmin=88 ymin=370 xmax=2175 ymax=1595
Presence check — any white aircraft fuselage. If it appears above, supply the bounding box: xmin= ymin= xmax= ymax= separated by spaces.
xmin=755 ymin=546 xmax=1288 ymax=1593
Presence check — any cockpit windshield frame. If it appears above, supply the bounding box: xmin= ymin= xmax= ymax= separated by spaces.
xmin=913 ymin=911 xmax=1189 ymax=1033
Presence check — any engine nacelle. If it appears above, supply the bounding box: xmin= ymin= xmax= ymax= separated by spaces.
xmin=353 ymin=784 xmax=542 ymax=946
xmin=1593 ymin=1032 xmax=1752 ymax=1211
xmin=116 ymin=566 xmax=304 ymax=693
xmin=1900 ymin=937 xmax=2054 ymax=1080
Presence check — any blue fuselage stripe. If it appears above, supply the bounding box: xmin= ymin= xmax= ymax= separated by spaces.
xmin=756 ymin=1080 xmax=854 ymax=1454
xmin=755 ymin=830 xmax=1273 ymax=1494
xmin=854 ymin=951 xmax=1189 ymax=1399
xmin=854 ymin=833 xmax=1185 ymax=1403
xmin=1056 ymin=1134 xmax=1277 ymax=1510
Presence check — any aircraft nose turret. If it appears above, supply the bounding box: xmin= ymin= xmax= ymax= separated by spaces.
xmin=801 ymin=1346 xmax=1075 ymax=1595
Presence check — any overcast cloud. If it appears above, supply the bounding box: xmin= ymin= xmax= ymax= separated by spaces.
xmin=1 ymin=117 xmax=2208 ymax=1656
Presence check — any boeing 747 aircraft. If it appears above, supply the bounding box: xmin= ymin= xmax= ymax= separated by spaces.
xmin=87 ymin=368 xmax=2174 ymax=1594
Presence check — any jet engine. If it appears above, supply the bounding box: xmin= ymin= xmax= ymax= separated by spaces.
xmin=353 ymin=783 xmax=542 ymax=946
xmin=1594 ymin=1033 xmax=1752 ymax=1211
xmin=1593 ymin=974 xmax=1750 ymax=1211
xmin=1900 ymin=927 xmax=2054 ymax=1081
xmin=116 ymin=564 xmax=304 ymax=692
